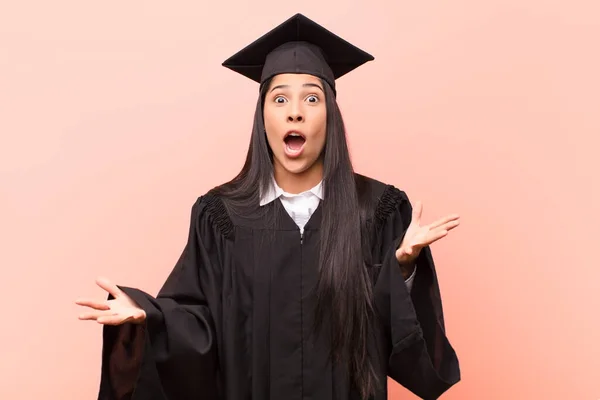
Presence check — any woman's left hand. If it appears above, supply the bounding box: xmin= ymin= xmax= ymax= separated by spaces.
xmin=396 ymin=200 xmax=460 ymax=265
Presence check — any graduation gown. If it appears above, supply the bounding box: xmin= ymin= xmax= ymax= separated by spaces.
xmin=97 ymin=175 xmax=460 ymax=400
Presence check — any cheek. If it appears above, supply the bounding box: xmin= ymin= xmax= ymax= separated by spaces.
xmin=311 ymin=110 xmax=327 ymax=147
xmin=265 ymin=131 xmax=279 ymax=151
xmin=263 ymin=108 xmax=281 ymax=148
xmin=263 ymin=108 xmax=274 ymax=131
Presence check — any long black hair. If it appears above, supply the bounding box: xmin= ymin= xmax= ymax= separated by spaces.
xmin=212 ymin=77 xmax=379 ymax=398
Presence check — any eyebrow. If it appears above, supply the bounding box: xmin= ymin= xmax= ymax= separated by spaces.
xmin=270 ymin=83 xmax=324 ymax=93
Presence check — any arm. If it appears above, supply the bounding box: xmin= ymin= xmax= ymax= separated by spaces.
xmin=404 ymin=266 xmax=417 ymax=293
xmin=372 ymin=186 xmax=460 ymax=399
xmin=98 ymin=196 xmax=226 ymax=400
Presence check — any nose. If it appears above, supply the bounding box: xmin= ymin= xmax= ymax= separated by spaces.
xmin=287 ymin=106 xmax=304 ymax=122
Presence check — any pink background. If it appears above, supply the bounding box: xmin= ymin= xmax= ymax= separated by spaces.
xmin=1 ymin=1 xmax=599 ymax=399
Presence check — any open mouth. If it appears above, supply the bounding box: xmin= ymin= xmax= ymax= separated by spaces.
xmin=283 ymin=132 xmax=306 ymax=157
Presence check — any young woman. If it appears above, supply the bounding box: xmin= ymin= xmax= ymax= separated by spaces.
xmin=76 ymin=13 xmax=461 ymax=400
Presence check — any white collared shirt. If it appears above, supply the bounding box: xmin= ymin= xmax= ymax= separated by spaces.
xmin=259 ymin=179 xmax=323 ymax=236
xmin=259 ymin=178 xmax=416 ymax=291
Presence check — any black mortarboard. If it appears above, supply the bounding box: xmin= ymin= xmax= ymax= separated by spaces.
xmin=222 ymin=13 xmax=374 ymax=94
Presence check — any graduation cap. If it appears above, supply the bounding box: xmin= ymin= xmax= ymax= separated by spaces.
xmin=222 ymin=13 xmax=374 ymax=94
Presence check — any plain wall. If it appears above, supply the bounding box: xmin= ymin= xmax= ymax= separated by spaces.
xmin=1 ymin=0 xmax=599 ymax=398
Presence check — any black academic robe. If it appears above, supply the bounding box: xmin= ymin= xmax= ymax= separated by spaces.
xmin=97 ymin=175 xmax=460 ymax=400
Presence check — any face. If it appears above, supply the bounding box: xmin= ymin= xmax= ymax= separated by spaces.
xmin=263 ymin=73 xmax=327 ymax=180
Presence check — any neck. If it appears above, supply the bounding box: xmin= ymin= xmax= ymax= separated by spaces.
xmin=273 ymin=160 xmax=323 ymax=194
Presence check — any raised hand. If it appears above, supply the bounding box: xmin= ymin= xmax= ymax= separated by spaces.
xmin=396 ymin=200 xmax=460 ymax=265
xmin=76 ymin=277 xmax=146 ymax=325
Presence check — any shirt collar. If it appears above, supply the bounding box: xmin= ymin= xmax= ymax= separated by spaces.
xmin=259 ymin=178 xmax=323 ymax=206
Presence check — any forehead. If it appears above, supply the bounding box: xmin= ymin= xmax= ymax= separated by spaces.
xmin=269 ymin=73 xmax=322 ymax=88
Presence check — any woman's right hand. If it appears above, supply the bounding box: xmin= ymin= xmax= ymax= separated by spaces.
xmin=76 ymin=277 xmax=146 ymax=325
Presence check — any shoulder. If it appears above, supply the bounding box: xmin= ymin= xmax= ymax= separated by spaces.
xmin=355 ymin=173 xmax=409 ymax=207
xmin=190 ymin=186 xmax=235 ymax=239
xmin=354 ymin=173 xmax=411 ymax=223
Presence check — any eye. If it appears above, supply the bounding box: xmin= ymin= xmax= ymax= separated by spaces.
xmin=306 ymin=95 xmax=319 ymax=103
xmin=274 ymin=96 xmax=287 ymax=104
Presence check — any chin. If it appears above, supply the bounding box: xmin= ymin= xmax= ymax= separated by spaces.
xmin=275 ymin=155 xmax=318 ymax=176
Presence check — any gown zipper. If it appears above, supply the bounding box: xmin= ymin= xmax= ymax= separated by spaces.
xmin=299 ymin=227 xmax=304 ymax=397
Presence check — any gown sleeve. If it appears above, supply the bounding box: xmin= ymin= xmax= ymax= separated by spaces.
xmin=372 ymin=186 xmax=461 ymax=400
xmin=97 ymin=195 xmax=229 ymax=400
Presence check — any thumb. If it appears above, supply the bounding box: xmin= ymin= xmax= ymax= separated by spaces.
xmin=411 ymin=201 xmax=423 ymax=225
xmin=95 ymin=276 xmax=123 ymax=299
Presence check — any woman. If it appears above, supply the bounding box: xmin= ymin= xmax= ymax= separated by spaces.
xmin=76 ymin=13 xmax=461 ymax=400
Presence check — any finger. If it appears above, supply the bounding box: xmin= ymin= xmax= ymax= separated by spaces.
xmin=75 ymin=298 xmax=110 ymax=311
xmin=97 ymin=310 xmax=144 ymax=326
xmin=95 ymin=276 xmax=123 ymax=299
xmin=411 ymin=201 xmax=423 ymax=225
xmin=444 ymin=219 xmax=460 ymax=231
xmin=428 ymin=214 xmax=460 ymax=230
xmin=424 ymin=230 xmax=449 ymax=245
xmin=78 ymin=309 xmax=117 ymax=321
xmin=96 ymin=315 xmax=129 ymax=325
xmin=436 ymin=219 xmax=460 ymax=233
